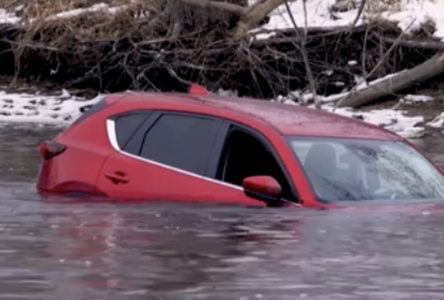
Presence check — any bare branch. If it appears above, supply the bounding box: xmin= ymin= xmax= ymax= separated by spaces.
xmin=284 ymin=0 xmax=320 ymax=108
xmin=351 ymin=0 xmax=366 ymax=29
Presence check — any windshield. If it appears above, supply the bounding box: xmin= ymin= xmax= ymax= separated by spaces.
xmin=288 ymin=137 xmax=444 ymax=203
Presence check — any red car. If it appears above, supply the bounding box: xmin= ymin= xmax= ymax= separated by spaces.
xmin=37 ymin=88 xmax=444 ymax=208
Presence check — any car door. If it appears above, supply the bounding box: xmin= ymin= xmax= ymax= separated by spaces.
xmin=210 ymin=124 xmax=299 ymax=203
xmin=97 ymin=111 xmax=265 ymax=206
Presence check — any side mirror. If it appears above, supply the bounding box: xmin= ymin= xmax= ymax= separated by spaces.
xmin=243 ymin=176 xmax=283 ymax=207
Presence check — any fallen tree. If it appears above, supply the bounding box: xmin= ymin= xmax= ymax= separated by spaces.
xmin=337 ymin=51 xmax=444 ymax=107
xmin=0 ymin=0 xmax=443 ymax=104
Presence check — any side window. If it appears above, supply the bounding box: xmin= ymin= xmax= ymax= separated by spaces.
xmin=114 ymin=112 xmax=151 ymax=149
xmin=140 ymin=114 xmax=223 ymax=176
xmin=217 ymin=128 xmax=295 ymax=200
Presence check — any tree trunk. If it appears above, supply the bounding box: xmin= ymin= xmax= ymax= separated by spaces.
xmin=233 ymin=0 xmax=290 ymax=38
xmin=337 ymin=51 xmax=444 ymax=108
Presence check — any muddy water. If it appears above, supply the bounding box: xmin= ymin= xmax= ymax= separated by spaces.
xmin=1 ymin=125 xmax=444 ymax=300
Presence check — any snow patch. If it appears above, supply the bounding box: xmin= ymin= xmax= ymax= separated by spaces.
xmin=47 ymin=3 xmax=128 ymax=21
xmin=256 ymin=0 xmax=444 ymax=41
xmin=277 ymin=88 xmax=425 ymax=138
xmin=381 ymin=0 xmax=444 ymax=40
xmin=348 ymin=60 xmax=358 ymax=66
xmin=402 ymin=94 xmax=434 ymax=103
xmin=254 ymin=0 xmax=361 ymax=39
xmin=0 ymin=9 xmax=20 ymax=24
xmin=217 ymin=89 xmax=238 ymax=97
xmin=323 ymin=104 xmax=425 ymax=138
xmin=0 ymin=90 xmax=101 ymax=126
xmin=428 ymin=112 xmax=444 ymax=128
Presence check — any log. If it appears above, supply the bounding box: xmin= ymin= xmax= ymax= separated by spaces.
xmin=177 ymin=0 xmax=290 ymax=39
xmin=336 ymin=51 xmax=444 ymax=108
xmin=381 ymin=36 xmax=444 ymax=50
xmin=177 ymin=0 xmax=246 ymax=15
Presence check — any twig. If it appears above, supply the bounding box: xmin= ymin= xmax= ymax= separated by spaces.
xmin=361 ymin=25 xmax=370 ymax=78
xmin=351 ymin=0 xmax=366 ymax=29
xmin=284 ymin=0 xmax=320 ymax=108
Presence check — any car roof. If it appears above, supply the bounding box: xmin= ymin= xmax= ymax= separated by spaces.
xmin=108 ymin=92 xmax=400 ymax=140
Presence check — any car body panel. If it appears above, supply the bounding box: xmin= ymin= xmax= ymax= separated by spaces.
xmin=37 ymin=111 xmax=111 ymax=195
xmin=119 ymin=92 xmax=400 ymax=140
xmin=98 ymin=142 xmax=265 ymax=207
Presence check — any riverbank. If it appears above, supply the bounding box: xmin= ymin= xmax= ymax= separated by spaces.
xmin=0 ymin=1 xmax=444 ymax=137
xmin=1 ymin=0 xmax=444 ymax=100
xmin=0 ymin=75 xmax=442 ymax=141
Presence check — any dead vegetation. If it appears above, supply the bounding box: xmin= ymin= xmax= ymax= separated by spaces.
xmin=1 ymin=0 xmax=444 ymax=107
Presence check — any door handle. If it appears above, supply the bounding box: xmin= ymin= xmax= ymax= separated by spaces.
xmin=105 ymin=171 xmax=129 ymax=184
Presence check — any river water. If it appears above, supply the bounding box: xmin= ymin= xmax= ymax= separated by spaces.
xmin=1 ymin=125 xmax=444 ymax=300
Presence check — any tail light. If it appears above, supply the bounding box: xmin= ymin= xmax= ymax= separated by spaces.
xmin=40 ymin=141 xmax=66 ymax=160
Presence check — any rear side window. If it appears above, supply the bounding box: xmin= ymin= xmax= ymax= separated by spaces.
xmin=114 ymin=112 xmax=151 ymax=149
xmin=140 ymin=114 xmax=223 ymax=175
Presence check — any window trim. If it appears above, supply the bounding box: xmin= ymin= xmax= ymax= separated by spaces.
xmin=106 ymin=118 xmax=243 ymax=191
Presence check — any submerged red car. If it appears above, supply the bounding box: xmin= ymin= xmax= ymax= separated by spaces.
xmin=37 ymin=89 xmax=444 ymax=208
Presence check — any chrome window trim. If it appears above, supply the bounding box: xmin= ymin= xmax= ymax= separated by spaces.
xmin=106 ymin=119 xmax=243 ymax=191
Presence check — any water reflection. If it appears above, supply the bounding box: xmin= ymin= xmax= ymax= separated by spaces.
xmin=1 ymin=193 xmax=444 ymax=300
xmin=0 ymin=126 xmax=444 ymax=299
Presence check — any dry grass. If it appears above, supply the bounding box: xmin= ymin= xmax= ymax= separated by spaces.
xmin=9 ymin=0 xmax=249 ymax=92
xmin=15 ymin=0 xmax=162 ymax=40
xmin=0 ymin=0 xmax=138 ymax=18
xmin=20 ymin=0 xmax=132 ymax=19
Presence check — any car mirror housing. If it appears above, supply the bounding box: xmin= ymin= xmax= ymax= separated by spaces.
xmin=242 ymin=176 xmax=283 ymax=206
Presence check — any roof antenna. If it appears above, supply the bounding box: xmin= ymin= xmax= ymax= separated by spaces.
xmin=188 ymin=83 xmax=209 ymax=96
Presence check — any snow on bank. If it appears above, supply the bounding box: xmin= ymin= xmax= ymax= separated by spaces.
xmin=0 ymin=88 xmax=438 ymax=139
xmin=0 ymin=90 xmax=101 ymax=126
xmin=381 ymin=0 xmax=444 ymax=40
xmin=275 ymin=91 xmax=430 ymax=138
xmin=266 ymin=90 xmax=428 ymax=138
xmin=323 ymin=104 xmax=426 ymax=138
xmin=2 ymin=0 xmax=443 ymax=42
xmin=254 ymin=0 xmax=444 ymax=41
xmin=0 ymin=9 xmax=20 ymax=24
xmin=401 ymin=94 xmax=434 ymax=103
xmin=46 ymin=2 xmax=130 ymax=21
xmin=428 ymin=112 xmax=444 ymax=128
xmin=0 ymin=2 xmax=131 ymax=25
xmin=253 ymin=0 xmax=357 ymax=39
